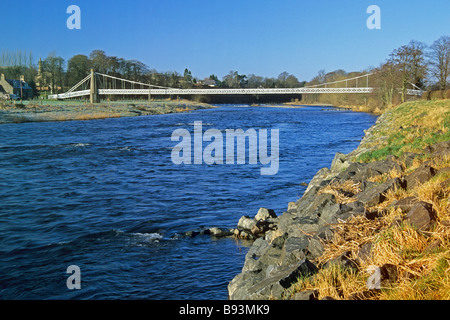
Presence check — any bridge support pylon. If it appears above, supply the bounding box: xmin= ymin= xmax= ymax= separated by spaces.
xmin=90 ymin=69 xmax=99 ymax=104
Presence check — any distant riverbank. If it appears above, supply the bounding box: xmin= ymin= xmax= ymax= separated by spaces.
xmin=0 ymin=100 xmax=215 ymax=124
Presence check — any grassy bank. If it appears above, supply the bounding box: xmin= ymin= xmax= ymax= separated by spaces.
xmin=287 ymin=99 xmax=450 ymax=300
xmin=355 ymin=99 xmax=450 ymax=162
xmin=0 ymin=99 xmax=214 ymax=124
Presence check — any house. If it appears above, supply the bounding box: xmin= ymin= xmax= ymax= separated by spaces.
xmin=202 ymin=79 xmax=217 ymax=87
xmin=0 ymin=74 xmax=33 ymax=99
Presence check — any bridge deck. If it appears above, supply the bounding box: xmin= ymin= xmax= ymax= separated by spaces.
xmin=48 ymin=87 xmax=423 ymax=99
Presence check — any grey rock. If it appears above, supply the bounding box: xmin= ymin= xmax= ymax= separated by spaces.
xmin=404 ymin=164 xmax=437 ymax=190
xmin=354 ymin=178 xmax=403 ymax=207
xmin=228 ymin=271 xmax=265 ymax=300
xmin=255 ymin=208 xmax=277 ymax=221
xmin=280 ymin=237 xmax=309 ymax=266
xmin=208 ymin=227 xmax=232 ymax=237
xmin=391 ymin=196 xmax=418 ymax=213
xmin=331 ymin=152 xmax=351 ymax=173
xmin=318 ymin=203 xmax=342 ymax=225
xmin=287 ymin=202 xmax=298 ymax=212
xmin=305 ymin=167 xmax=333 ymax=194
xmin=266 ymin=265 xmax=282 ymax=278
xmin=425 ymin=141 xmax=450 ymax=156
xmin=307 ymin=237 xmax=324 ymax=260
xmin=246 ymin=259 xmax=318 ymax=299
xmin=237 ymin=216 xmax=257 ymax=231
xmin=405 ymin=201 xmax=437 ymax=231
xmin=336 ymin=162 xmax=367 ymax=181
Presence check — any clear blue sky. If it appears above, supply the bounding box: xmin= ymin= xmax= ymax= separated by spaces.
xmin=2 ymin=0 xmax=449 ymax=81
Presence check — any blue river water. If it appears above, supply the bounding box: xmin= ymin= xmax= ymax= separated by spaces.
xmin=0 ymin=105 xmax=377 ymax=300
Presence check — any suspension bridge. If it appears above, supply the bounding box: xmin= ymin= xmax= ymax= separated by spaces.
xmin=48 ymin=69 xmax=424 ymax=103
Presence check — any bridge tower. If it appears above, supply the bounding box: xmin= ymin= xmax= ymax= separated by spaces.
xmin=90 ymin=69 xmax=99 ymax=103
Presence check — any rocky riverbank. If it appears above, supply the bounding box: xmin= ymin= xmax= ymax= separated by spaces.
xmin=227 ymin=100 xmax=450 ymax=300
xmin=0 ymin=100 xmax=214 ymax=124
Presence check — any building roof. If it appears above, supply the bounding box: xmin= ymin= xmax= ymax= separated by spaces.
xmin=203 ymin=79 xmax=217 ymax=86
xmin=6 ymin=79 xmax=32 ymax=90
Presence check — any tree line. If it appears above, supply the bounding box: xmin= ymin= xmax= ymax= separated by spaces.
xmin=303 ymin=35 xmax=450 ymax=107
xmin=0 ymin=35 xmax=448 ymax=105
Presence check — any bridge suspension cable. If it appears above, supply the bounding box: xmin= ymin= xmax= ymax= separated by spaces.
xmin=305 ymin=73 xmax=374 ymax=88
xmin=95 ymin=72 xmax=176 ymax=90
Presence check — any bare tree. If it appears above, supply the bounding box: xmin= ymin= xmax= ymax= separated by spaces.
xmin=428 ymin=35 xmax=450 ymax=91
xmin=372 ymin=61 xmax=403 ymax=106
xmin=389 ymin=40 xmax=427 ymax=102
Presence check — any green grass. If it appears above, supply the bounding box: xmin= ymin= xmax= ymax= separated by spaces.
xmin=356 ymin=99 xmax=450 ymax=163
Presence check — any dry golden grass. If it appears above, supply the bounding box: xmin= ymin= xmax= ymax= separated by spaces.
xmin=367 ymin=166 xmax=404 ymax=183
xmin=318 ymin=180 xmax=361 ymax=204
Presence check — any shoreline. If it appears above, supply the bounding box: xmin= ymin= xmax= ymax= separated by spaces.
xmin=0 ymin=99 xmax=215 ymax=124
xmin=227 ymin=99 xmax=449 ymax=300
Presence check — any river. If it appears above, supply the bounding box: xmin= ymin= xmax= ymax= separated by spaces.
xmin=0 ymin=105 xmax=377 ymax=299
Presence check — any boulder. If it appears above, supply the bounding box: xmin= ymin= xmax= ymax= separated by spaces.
xmin=331 ymin=152 xmax=351 ymax=173
xmin=354 ymin=178 xmax=403 ymax=207
xmin=287 ymin=202 xmax=298 ymax=212
xmin=246 ymin=259 xmax=318 ymax=299
xmin=208 ymin=227 xmax=232 ymax=237
xmin=280 ymin=236 xmax=309 ymax=266
xmin=336 ymin=162 xmax=367 ymax=181
xmin=228 ymin=271 xmax=265 ymax=300
xmin=305 ymin=167 xmax=333 ymax=194
xmin=242 ymin=238 xmax=271 ymax=273
xmin=255 ymin=208 xmax=277 ymax=221
xmin=391 ymin=196 xmax=418 ymax=213
xmin=405 ymin=201 xmax=437 ymax=231
xmin=237 ymin=216 xmax=257 ymax=231
xmin=250 ymin=220 xmax=275 ymax=237
xmin=357 ymin=242 xmax=373 ymax=263
xmin=404 ymin=164 xmax=437 ymax=190
xmin=425 ymin=141 xmax=450 ymax=156
xmin=351 ymin=159 xmax=403 ymax=182
xmin=306 ymin=237 xmax=325 ymax=260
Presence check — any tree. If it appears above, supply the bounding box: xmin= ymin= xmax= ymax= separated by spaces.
xmin=428 ymin=35 xmax=450 ymax=91
xmin=285 ymin=74 xmax=301 ymax=88
xmin=276 ymin=72 xmax=301 ymax=88
xmin=89 ymin=50 xmax=109 ymax=74
xmin=222 ymin=71 xmax=247 ymax=88
xmin=277 ymin=72 xmax=290 ymax=87
xmin=247 ymin=74 xmax=264 ymax=88
xmin=389 ymin=40 xmax=427 ymax=102
xmin=372 ymin=61 xmax=403 ymax=106
xmin=183 ymin=68 xmax=193 ymax=88
xmin=42 ymin=54 xmax=65 ymax=94
xmin=66 ymin=54 xmax=90 ymax=87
